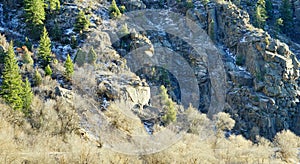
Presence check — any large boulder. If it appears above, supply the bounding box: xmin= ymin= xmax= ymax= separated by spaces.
xmin=97 ymin=71 xmax=151 ymax=109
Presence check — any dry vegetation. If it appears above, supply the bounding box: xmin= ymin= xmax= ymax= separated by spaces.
xmin=0 ymin=96 xmax=299 ymax=163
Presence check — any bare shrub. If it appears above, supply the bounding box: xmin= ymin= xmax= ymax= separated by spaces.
xmin=274 ymin=130 xmax=300 ymax=163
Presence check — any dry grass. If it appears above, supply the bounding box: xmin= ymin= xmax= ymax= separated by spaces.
xmin=0 ymin=87 xmax=299 ymax=163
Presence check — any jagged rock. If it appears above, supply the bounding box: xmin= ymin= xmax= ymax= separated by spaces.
xmin=206 ymin=2 xmax=300 ymax=138
xmin=266 ymin=39 xmax=277 ymax=52
xmin=120 ymin=0 xmax=146 ymax=11
xmin=54 ymin=86 xmax=74 ymax=103
xmin=130 ymin=32 xmax=154 ymax=54
xmin=97 ymin=71 xmax=151 ymax=109
xmin=229 ymin=71 xmax=253 ymax=87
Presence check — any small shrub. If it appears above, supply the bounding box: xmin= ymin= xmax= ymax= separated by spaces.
xmin=109 ymin=0 xmax=122 ymax=18
xmin=45 ymin=64 xmax=52 ymax=76
xmin=33 ymin=69 xmax=42 ymax=86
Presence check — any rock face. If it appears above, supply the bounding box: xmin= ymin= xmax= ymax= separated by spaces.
xmin=294 ymin=0 xmax=300 ymax=39
xmin=108 ymin=1 xmax=300 ymax=139
xmin=120 ymin=0 xmax=146 ymax=11
xmin=191 ymin=2 xmax=300 ymax=139
xmin=97 ymin=71 xmax=151 ymax=109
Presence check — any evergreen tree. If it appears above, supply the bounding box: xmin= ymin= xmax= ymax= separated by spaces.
xmin=64 ymin=54 xmax=74 ymax=79
xmin=33 ymin=69 xmax=42 ymax=86
xmin=45 ymin=64 xmax=52 ymax=76
xmin=0 ymin=46 xmax=5 ymax=64
xmin=21 ymin=78 xmax=33 ymax=115
xmin=109 ymin=0 xmax=122 ymax=18
xmin=70 ymin=35 xmax=78 ymax=49
xmin=24 ymin=0 xmax=46 ymax=37
xmin=120 ymin=5 xmax=126 ymax=14
xmin=254 ymin=0 xmax=268 ymax=29
xmin=87 ymin=48 xmax=97 ymax=65
xmin=159 ymin=85 xmax=177 ymax=125
xmin=47 ymin=0 xmax=60 ymax=12
xmin=74 ymin=49 xmax=86 ymax=67
xmin=51 ymin=22 xmax=62 ymax=41
xmin=0 ymin=41 xmax=24 ymax=110
xmin=22 ymin=50 xmax=34 ymax=66
xmin=280 ymin=0 xmax=293 ymax=34
xmin=38 ymin=27 xmax=52 ymax=67
xmin=74 ymin=10 xmax=90 ymax=33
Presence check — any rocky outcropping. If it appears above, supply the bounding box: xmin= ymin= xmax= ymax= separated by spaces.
xmin=189 ymin=2 xmax=300 ymax=139
xmin=97 ymin=71 xmax=151 ymax=110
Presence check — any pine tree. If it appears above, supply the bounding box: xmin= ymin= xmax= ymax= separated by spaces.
xmin=47 ymin=0 xmax=60 ymax=12
xmin=109 ymin=0 xmax=122 ymax=18
xmin=120 ymin=5 xmax=126 ymax=14
xmin=21 ymin=78 xmax=33 ymax=115
xmin=24 ymin=0 xmax=46 ymax=37
xmin=87 ymin=48 xmax=97 ymax=65
xmin=45 ymin=64 xmax=52 ymax=76
xmin=74 ymin=49 xmax=86 ymax=67
xmin=74 ymin=10 xmax=90 ymax=33
xmin=159 ymin=85 xmax=177 ymax=125
xmin=254 ymin=0 xmax=268 ymax=29
xmin=0 ymin=46 xmax=5 ymax=64
xmin=70 ymin=35 xmax=78 ymax=49
xmin=64 ymin=54 xmax=74 ymax=79
xmin=51 ymin=22 xmax=62 ymax=41
xmin=280 ymin=0 xmax=293 ymax=34
xmin=22 ymin=50 xmax=34 ymax=66
xmin=38 ymin=27 xmax=52 ymax=67
xmin=0 ymin=41 xmax=24 ymax=110
xmin=33 ymin=69 xmax=42 ymax=86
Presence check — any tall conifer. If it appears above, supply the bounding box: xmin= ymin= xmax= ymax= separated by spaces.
xmin=64 ymin=54 xmax=74 ymax=79
xmin=0 ymin=41 xmax=24 ymax=110
xmin=38 ymin=27 xmax=52 ymax=67
xmin=21 ymin=78 xmax=33 ymax=115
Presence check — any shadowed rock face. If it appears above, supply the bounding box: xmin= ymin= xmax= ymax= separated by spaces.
xmin=189 ymin=2 xmax=300 ymax=139
xmin=295 ymin=0 xmax=300 ymax=37
xmin=102 ymin=0 xmax=300 ymax=139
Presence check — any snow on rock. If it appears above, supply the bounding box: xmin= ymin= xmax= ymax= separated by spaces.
xmin=224 ymin=47 xmax=251 ymax=75
xmin=240 ymin=36 xmax=246 ymax=43
xmin=65 ymin=28 xmax=74 ymax=35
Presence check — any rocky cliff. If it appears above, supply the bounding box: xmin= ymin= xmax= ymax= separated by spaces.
xmin=188 ymin=1 xmax=300 ymax=139
xmin=112 ymin=0 xmax=300 ymax=139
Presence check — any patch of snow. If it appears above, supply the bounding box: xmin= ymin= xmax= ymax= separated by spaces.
xmin=224 ymin=48 xmax=236 ymax=61
xmin=65 ymin=28 xmax=74 ymax=35
xmin=101 ymin=98 xmax=109 ymax=109
xmin=58 ymin=79 xmax=64 ymax=85
xmin=63 ymin=3 xmax=78 ymax=9
xmin=224 ymin=47 xmax=252 ymax=75
xmin=104 ymin=63 xmax=110 ymax=68
xmin=240 ymin=36 xmax=246 ymax=43
xmin=143 ymin=121 xmax=154 ymax=135
xmin=62 ymin=45 xmax=72 ymax=55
